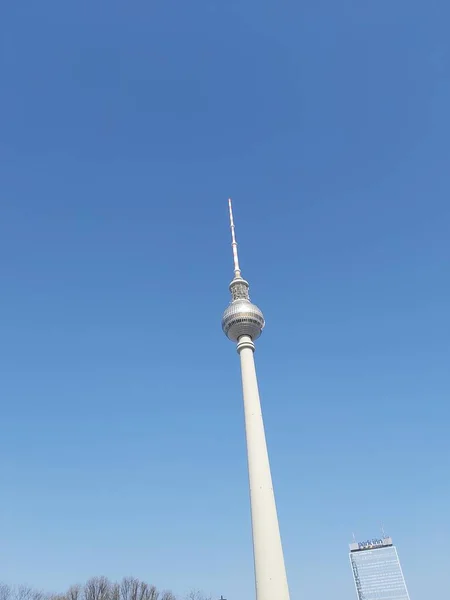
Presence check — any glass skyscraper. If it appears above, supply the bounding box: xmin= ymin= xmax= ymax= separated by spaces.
xmin=349 ymin=537 xmax=410 ymax=600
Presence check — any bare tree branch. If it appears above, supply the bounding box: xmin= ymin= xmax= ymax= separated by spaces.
xmin=47 ymin=594 xmax=67 ymax=600
xmin=0 ymin=584 xmax=11 ymax=600
xmin=119 ymin=578 xmax=159 ymax=600
xmin=15 ymin=586 xmax=35 ymax=600
xmin=67 ymin=586 xmax=81 ymax=600
xmin=185 ymin=592 xmax=211 ymax=600
xmin=142 ymin=585 xmax=158 ymax=600
xmin=109 ymin=585 xmax=119 ymax=600
xmin=83 ymin=578 xmax=111 ymax=600
xmin=3 ymin=575 xmax=181 ymax=600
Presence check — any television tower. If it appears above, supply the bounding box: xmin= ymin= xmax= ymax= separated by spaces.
xmin=222 ymin=199 xmax=290 ymax=600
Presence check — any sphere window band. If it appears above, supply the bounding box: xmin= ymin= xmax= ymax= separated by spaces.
xmin=222 ymin=299 xmax=265 ymax=342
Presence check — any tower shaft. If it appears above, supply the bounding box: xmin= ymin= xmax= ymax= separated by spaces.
xmin=222 ymin=199 xmax=290 ymax=600
xmin=237 ymin=335 xmax=290 ymax=600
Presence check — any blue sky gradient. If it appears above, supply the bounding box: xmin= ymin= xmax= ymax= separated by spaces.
xmin=1 ymin=1 xmax=449 ymax=599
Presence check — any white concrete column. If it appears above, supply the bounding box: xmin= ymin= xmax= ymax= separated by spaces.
xmin=237 ymin=335 xmax=290 ymax=600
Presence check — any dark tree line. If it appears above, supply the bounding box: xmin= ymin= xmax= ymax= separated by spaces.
xmin=0 ymin=578 xmax=213 ymax=600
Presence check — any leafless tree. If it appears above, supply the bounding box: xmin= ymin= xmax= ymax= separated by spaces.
xmin=185 ymin=591 xmax=211 ymax=600
xmin=137 ymin=583 xmax=158 ymax=600
xmin=0 ymin=584 xmax=11 ymax=600
xmin=109 ymin=584 xmax=120 ymax=600
xmin=2 ymin=576 xmax=211 ymax=600
xmin=118 ymin=578 xmax=134 ymax=600
xmin=159 ymin=593 xmax=176 ymax=600
xmin=14 ymin=586 xmax=36 ymax=600
xmin=119 ymin=578 xmax=158 ymax=600
xmin=67 ymin=586 xmax=81 ymax=600
xmin=83 ymin=578 xmax=111 ymax=600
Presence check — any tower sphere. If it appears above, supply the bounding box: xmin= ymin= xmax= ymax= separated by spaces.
xmin=222 ymin=297 xmax=265 ymax=342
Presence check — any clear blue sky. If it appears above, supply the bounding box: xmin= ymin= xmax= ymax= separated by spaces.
xmin=1 ymin=1 xmax=449 ymax=599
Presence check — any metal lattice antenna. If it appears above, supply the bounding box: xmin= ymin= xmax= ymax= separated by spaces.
xmin=228 ymin=198 xmax=242 ymax=279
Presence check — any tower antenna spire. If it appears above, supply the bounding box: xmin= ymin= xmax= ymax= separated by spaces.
xmin=228 ymin=198 xmax=242 ymax=279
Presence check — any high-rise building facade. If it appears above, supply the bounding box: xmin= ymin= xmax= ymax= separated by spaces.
xmin=222 ymin=199 xmax=290 ymax=600
xmin=349 ymin=537 xmax=410 ymax=600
